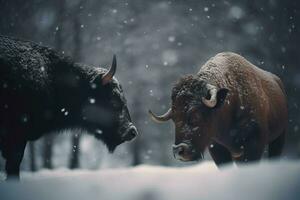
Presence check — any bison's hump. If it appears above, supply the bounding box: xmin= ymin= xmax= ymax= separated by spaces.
xmin=0 ymin=35 xmax=64 ymax=91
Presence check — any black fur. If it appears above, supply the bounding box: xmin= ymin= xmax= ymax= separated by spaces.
xmin=0 ymin=35 xmax=135 ymax=178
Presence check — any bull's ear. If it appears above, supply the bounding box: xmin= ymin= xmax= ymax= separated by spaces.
xmin=102 ymin=55 xmax=117 ymax=85
xmin=215 ymin=88 xmax=229 ymax=108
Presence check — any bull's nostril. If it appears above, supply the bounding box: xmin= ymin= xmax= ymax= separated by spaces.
xmin=173 ymin=143 xmax=190 ymax=159
xmin=129 ymin=131 xmax=136 ymax=138
xmin=125 ymin=127 xmax=138 ymax=141
xmin=178 ymin=147 xmax=185 ymax=156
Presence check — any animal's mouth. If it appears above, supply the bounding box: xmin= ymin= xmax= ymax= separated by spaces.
xmin=176 ymin=152 xmax=204 ymax=162
xmin=106 ymin=125 xmax=138 ymax=153
xmin=173 ymin=143 xmax=203 ymax=162
xmin=107 ymin=143 xmax=120 ymax=153
xmin=121 ymin=123 xmax=138 ymax=142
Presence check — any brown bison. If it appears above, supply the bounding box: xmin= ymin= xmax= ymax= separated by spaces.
xmin=149 ymin=52 xmax=288 ymax=166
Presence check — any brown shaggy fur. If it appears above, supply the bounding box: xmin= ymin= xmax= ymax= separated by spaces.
xmin=170 ymin=52 xmax=288 ymax=166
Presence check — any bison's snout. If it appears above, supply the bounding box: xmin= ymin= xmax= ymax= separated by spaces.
xmin=124 ymin=124 xmax=138 ymax=141
xmin=173 ymin=143 xmax=190 ymax=161
xmin=173 ymin=143 xmax=201 ymax=161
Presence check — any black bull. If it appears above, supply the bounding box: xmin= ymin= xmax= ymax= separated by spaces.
xmin=0 ymin=36 xmax=137 ymax=179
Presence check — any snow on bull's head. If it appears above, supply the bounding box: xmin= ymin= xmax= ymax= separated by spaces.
xmin=81 ymin=55 xmax=138 ymax=152
xmin=149 ymin=75 xmax=228 ymax=162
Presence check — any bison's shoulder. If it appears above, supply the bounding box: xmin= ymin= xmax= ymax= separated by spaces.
xmin=199 ymin=52 xmax=244 ymax=73
xmin=201 ymin=52 xmax=276 ymax=80
xmin=198 ymin=52 xmax=285 ymax=106
xmin=0 ymin=35 xmax=69 ymax=91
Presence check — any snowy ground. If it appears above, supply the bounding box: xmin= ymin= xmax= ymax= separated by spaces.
xmin=0 ymin=161 xmax=300 ymax=200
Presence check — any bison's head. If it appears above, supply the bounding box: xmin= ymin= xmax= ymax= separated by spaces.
xmin=81 ymin=56 xmax=138 ymax=152
xmin=149 ymin=75 xmax=228 ymax=162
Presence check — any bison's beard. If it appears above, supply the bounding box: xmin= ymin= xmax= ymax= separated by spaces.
xmin=194 ymin=152 xmax=204 ymax=161
xmin=101 ymin=137 xmax=123 ymax=153
xmin=106 ymin=141 xmax=121 ymax=153
xmin=190 ymin=148 xmax=205 ymax=161
xmin=92 ymin=130 xmax=123 ymax=153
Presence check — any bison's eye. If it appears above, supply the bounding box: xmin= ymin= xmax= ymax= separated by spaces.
xmin=187 ymin=107 xmax=202 ymax=125
xmin=112 ymin=100 xmax=122 ymax=110
xmin=187 ymin=106 xmax=198 ymax=115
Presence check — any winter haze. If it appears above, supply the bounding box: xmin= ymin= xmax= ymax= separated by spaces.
xmin=0 ymin=1 xmax=299 ymax=198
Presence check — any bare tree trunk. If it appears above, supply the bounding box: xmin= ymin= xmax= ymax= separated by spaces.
xmin=131 ymin=101 xmax=141 ymax=166
xmin=43 ymin=134 xmax=54 ymax=169
xmin=69 ymin=134 xmax=81 ymax=169
xmin=28 ymin=142 xmax=36 ymax=172
xmin=54 ymin=0 xmax=65 ymax=52
xmin=69 ymin=0 xmax=84 ymax=169
xmin=131 ymin=85 xmax=143 ymax=166
xmin=43 ymin=0 xmax=66 ymax=169
xmin=131 ymin=138 xmax=142 ymax=166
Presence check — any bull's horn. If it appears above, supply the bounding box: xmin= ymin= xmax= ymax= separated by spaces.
xmin=102 ymin=54 xmax=117 ymax=85
xmin=148 ymin=108 xmax=172 ymax=123
xmin=202 ymin=84 xmax=218 ymax=108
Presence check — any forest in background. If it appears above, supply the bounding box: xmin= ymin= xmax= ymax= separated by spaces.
xmin=0 ymin=0 xmax=299 ymax=171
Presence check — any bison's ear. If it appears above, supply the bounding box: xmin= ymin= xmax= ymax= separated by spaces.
xmin=214 ymin=88 xmax=229 ymax=108
xmin=102 ymin=55 xmax=117 ymax=85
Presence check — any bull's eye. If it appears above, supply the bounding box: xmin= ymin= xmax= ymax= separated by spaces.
xmin=112 ymin=99 xmax=122 ymax=110
xmin=187 ymin=111 xmax=202 ymax=125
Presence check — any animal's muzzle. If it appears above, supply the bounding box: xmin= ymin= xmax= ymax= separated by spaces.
xmin=173 ymin=143 xmax=190 ymax=161
xmin=173 ymin=143 xmax=202 ymax=161
xmin=123 ymin=124 xmax=138 ymax=141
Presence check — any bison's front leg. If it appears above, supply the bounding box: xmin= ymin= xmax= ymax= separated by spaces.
xmin=3 ymin=137 xmax=27 ymax=180
xmin=232 ymin=121 xmax=265 ymax=164
xmin=234 ymin=145 xmax=264 ymax=164
xmin=209 ymin=142 xmax=233 ymax=167
xmin=234 ymin=134 xmax=264 ymax=164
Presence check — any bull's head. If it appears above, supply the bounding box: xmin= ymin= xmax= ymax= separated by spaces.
xmin=81 ymin=55 xmax=138 ymax=152
xmin=149 ymin=75 xmax=228 ymax=161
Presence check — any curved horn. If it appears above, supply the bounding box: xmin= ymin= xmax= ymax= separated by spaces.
xmin=201 ymin=84 xmax=218 ymax=108
xmin=102 ymin=54 xmax=117 ymax=85
xmin=148 ymin=108 xmax=172 ymax=123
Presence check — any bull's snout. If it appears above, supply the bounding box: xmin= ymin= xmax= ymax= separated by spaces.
xmin=173 ymin=143 xmax=190 ymax=161
xmin=124 ymin=125 xmax=138 ymax=141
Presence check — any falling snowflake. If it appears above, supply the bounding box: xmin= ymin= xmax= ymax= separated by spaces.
xmin=149 ymin=90 xmax=154 ymax=96
xmin=168 ymin=36 xmax=175 ymax=42
xmin=96 ymin=129 xmax=103 ymax=134
xmin=89 ymin=98 xmax=96 ymax=104
xmin=91 ymin=83 xmax=97 ymax=89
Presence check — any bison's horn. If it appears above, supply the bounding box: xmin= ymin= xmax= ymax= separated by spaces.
xmin=102 ymin=55 xmax=117 ymax=85
xmin=202 ymin=84 xmax=218 ymax=108
xmin=148 ymin=108 xmax=172 ymax=123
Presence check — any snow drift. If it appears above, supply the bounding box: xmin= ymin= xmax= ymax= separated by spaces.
xmin=0 ymin=161 xmax=300 ymax=200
